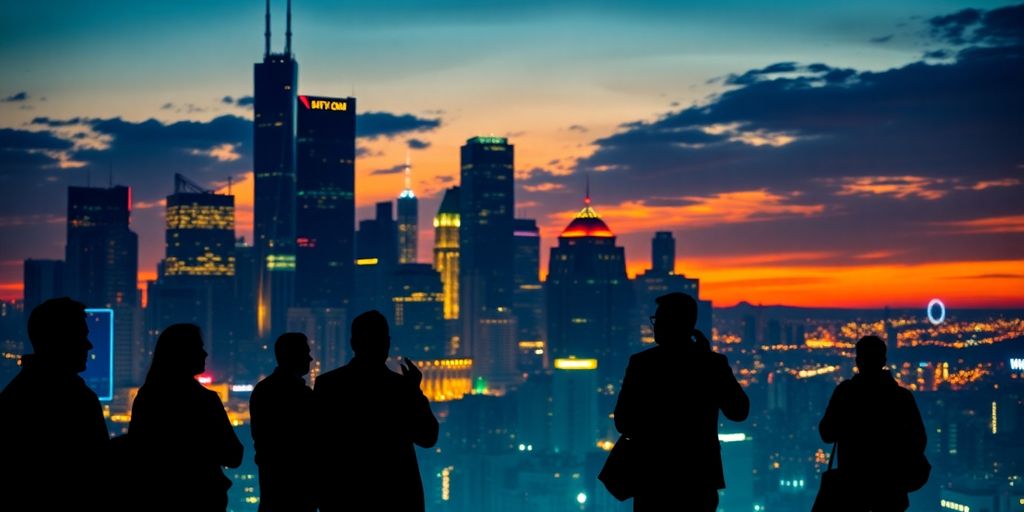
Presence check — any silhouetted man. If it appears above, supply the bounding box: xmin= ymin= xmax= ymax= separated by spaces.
xmin=0 ymin=298 xmax=109 ymax=511
xmin=613 ymin=292 xmax=749 ymax=511
xmin=314 ymin=310 xmax=439 ymax=512
xmin=250 ymin=332 xmax=316 ymax=512
xmin=819 ymin=335 xmax=927 ymax=511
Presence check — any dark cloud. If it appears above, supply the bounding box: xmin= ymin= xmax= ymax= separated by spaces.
xmin=435 ymin=175 xmax=455 ymax=184
xmin=161 ymin=102 xmax=174 ymax=110
xmin=929 ymin=4 xmax=1024 ymax=46
xmin=568 ymin=124 xmax=588 ymax=133
xmin=516 ymin=4 xmax=1024 ymax=266
xmin=236 ymin=96 xmax=254 ymax=107
xmin=406 ymin=138 xmax=431 ymax=149
xmin=356 ymin=112 xmax=441 ymax=139
xmin=222 ymin=95 xmax=234 ymax=104
xmin=370 ymin=164 xmax=406 ymax=175
xmin=0 ymin=128 xmax=73 ymax=151
xmin=2 ymin=92 xmax=28 ymax=102
xmin=30 ymin=116 xmax=83 ymax=127
xmin=870 ymin=35 xmax=894 ymax=44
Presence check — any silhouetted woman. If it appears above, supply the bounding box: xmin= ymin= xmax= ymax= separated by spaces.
xmin=128 ymin=324 xmax=243 ymax=511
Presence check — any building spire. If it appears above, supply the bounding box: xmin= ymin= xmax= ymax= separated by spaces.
xmin=404 ymin=152 xmax=412 ymax=192
xmin=264 ymin=0 xmax=271 ymax=57
xmin=285 ymin=0 xmax=293 ymax=56
xmin=584 ymin=172 xmax=591 ymax=205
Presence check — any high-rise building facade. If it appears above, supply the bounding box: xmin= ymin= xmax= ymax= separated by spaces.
xmin=65 ymin=184 xmax=142 ymax=387
xmin=397 ymin=159 xmax=418 ymax=264
xmin=296 ymin=94 xmax=356 ymax=308
xmin=513 ymin=218 xmax=545 ymax=371
xmin=147 ymin=174 xmax=236 ymax=377
xmin=22 ymin=259 xmax=64 ymax=314
xmin=254 ymin=0 xmax=298 ymax=339
xmin=545 ymin=193 xmax=634 ymax=384
xmin=634 ymin=231 xmax=712 ymax=345
xmin=433 ymin=187 xmax=460 ymax=322
xmin=459 ymin=136 xmax=515 ymax=381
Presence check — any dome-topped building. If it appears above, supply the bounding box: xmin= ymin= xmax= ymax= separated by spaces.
xmin=546 ymin=188 xmax=636 ymax=385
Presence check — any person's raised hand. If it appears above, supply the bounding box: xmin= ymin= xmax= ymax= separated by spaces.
xmin=400 ymin=357 xmax=423 ymax=388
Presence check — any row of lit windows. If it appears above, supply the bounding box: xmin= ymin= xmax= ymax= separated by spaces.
xmin=166 ymin=205 xmax=234 ymax=230
xmin=164 ymin=254 xmax=236 ymax=277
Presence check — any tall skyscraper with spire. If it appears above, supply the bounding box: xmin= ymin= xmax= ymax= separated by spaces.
xmin=433 ymin=186 xmax=460 ymax=322
xmin=546 ymin=186 xmax=635 ymax=384
xmin=397 ymin=155 xmax=418 ymax=264
xmin=254 ymin=0 xmax=298 ymax=341
xmin=459 ymin=136 xmax=517 ymax=389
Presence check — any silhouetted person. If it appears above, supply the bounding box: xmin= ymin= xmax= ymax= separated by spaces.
xmin=819 ymin=335 xmax=927 ymax=511
xmin=613 ymin=292 xmax=749 ymax=511
xmin=0 ymin=298 xmax=109 ymax=511
xmin=314 ymin=310 xmax=439 ymax=512
xmin=250 ymin=332 xmax=316 ymax=511
xmin=127 ymin=323 xmax=243 ymax=511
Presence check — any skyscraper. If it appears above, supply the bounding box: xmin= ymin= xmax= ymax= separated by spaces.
xmin=296 ymin=94 xmax=356 ymax=308
xmin=651 ymin=231 xmax=675 ymax=274
xmin=634 ymin=231 xmax=712 ymax=346
xmin=22 ymin=259 xmax=64 ymax=314
xmin=254 ymin=0 xmax=298 ymax=339
xmin=147 ymin=174 xmax=235 ymax=377
xmin=459 ymin=136 xmax=515 ymax=382
xmin=433 ymin=186 xmax=460 ymax=322
xmin=513 ymin=218 xmax=545 ymax=371
xmin=354 ymin=202 xmax=399 ymax=316
xmin=389 ymin=263 xmax=445 ymax=360
xmin=65 ymin=184 xmax=142 ymax=386
xmin=397 ymin=157 xmax=418 ymax=264
xmin=545 ymin=191 xmax=634 ymax=384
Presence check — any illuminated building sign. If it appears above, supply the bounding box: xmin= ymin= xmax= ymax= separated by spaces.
xmin=554 ymin=358 xmax=598 ymax=370
xmin=356 ymin=257 xmax=379 ymax=266
xmin=299 ymin=95 xmax=348 ymax=111
xmin=266 ymin=254 xmax=296 ymax=271
xmin=468 ymin=136 xmax=507 ymax=145
xmin=927 ymin=298 xmax=946 ymax=325
xmin=83 ymin=308 xmax=114 ymax=401
xmin=1011 ymin=358 xmax=1024 ymax=371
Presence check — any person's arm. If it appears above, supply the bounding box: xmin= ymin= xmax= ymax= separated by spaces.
xmin=715 ymin=353 xmax=750 ymax=422
xmin=818 ymin=384 xmax=844 ymax=443
xmin=905 ymin=391 xmax=927 ymax=453
xmin=208 ymin=391 xmax=244 ymax=468
xmin=400 ymin=359 xmax=440 ymax=448
xmin=613 ymin=355 xmax=637 ymax=435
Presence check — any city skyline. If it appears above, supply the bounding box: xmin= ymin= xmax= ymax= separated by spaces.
xmin=1 ymin=1 xmax=1022 ymax=310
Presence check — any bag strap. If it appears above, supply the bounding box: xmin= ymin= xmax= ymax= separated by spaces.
xmin=827 ymin=442 xmax=837 ymax=471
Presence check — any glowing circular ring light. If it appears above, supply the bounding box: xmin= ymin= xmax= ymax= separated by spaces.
xmin=926 ymin=299 xmax=946 ymax=325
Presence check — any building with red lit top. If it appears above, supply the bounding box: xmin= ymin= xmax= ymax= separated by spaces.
xmin=545 ymin=191 xmax=635 ymax=384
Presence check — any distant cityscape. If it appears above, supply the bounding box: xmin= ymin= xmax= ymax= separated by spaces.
xmin=0 ymin=2 xmax=1022 ymax=512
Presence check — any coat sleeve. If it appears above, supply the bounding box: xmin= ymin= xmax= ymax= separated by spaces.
xmin=407 ymin=386 xmax=439 ymax=448
xmin=716 ymin=354 xmax=750 ymax=422
xmin=819 ymin=383 xmax=845 ymax=444
xmin=208 ymin=391 xmax=244 ymax=469
xmin=613 ymin=356 xmax=637 ymax=436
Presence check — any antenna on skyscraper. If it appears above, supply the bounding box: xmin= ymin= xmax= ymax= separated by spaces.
xmin=584 ymin=172 xmax=591 ymax=205
xmin=404 ymin=151 xmax=412 ymax=192
xmin=285 ymin=0 xmax=292 ymax=56
xmin=264 ymin=0 xmax=271 ymax=57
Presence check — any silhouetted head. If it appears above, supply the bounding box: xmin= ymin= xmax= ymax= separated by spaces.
xmin=652 ymin=292 xmax=698 ymax=346
xmin=146 ymin=323 xmax=208 ymax=383
xmin=855 ymin=335 xmax=887 ymax=374
xmin=27 ymin=297 xmax=91 ymax=373
xmin=350 ymin=310 xmax=390 ymax=363
xmin=275 ymin=332 xmax=312 ymax=377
